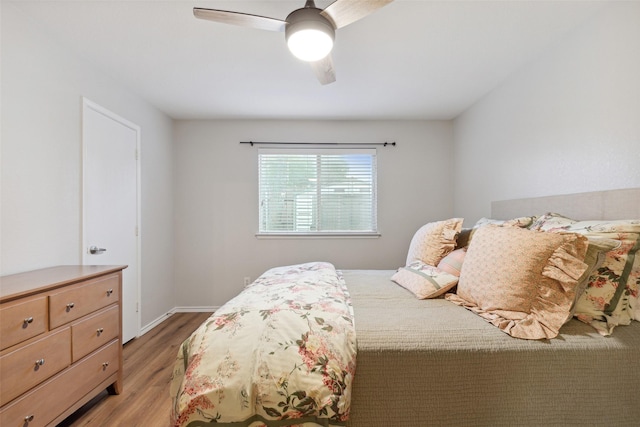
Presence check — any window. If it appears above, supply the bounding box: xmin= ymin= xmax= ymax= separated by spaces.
xmin=258 ymin=148 xmax=378 ymax=235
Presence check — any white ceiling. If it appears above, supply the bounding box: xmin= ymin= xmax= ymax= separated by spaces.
xmin=7 ymin=0 xmax=610 ymax=120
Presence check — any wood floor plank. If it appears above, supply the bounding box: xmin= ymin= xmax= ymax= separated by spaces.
xmin=57 ymin=312 xmax=212 ymax=426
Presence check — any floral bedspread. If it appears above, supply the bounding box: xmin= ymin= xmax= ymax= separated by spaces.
xmin=170 ymin=262 xmax=357 ymax=427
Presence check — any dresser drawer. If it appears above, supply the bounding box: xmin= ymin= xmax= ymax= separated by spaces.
xmin=0 ymin=297 xmax=47 ymax=351
xmin=72 ymin=305 xmax=119 ymax=362
xmin=0 ymin=339 xmax=119 ymax=427
xmin=0 ymin=327 xmax=71 ymax=406
xmin=49 ymin=273 xmax=119 ymax=328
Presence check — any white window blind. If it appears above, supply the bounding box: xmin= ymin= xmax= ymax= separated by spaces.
xmin=258 ymin=148 xmax=378 ymax=235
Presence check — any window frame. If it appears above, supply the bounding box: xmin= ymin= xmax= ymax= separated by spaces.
xmin=256 ymin=147 xmax=380 ymax=238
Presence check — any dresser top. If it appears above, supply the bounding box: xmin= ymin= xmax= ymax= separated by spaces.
xmin=0 ymin=265 xmax=127 ymax=303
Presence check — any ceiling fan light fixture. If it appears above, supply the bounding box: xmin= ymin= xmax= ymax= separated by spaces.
xmin=287 ymin=28 xmax=333 ymax=61
xmin=285 ymin=8 xmax=335 ymax=62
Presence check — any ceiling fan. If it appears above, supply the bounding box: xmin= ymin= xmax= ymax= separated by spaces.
xmin=194 ymin=0 xmax=394 ymax=85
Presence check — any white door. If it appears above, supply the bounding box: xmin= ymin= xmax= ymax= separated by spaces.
xmin=82 ymin=98 xmax=140 ymax=343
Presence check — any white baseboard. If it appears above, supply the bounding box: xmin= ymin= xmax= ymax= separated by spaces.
xmin=173 ymin=306 xmax=219 ymax=313
xmin=138 ymin=306 xmax=219 ymax=337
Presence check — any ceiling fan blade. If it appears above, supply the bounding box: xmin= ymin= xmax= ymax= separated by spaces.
xmin=321 ymin=0 xmax=393 ymax=29
xmin=193 ymin=8 xmax=286 ymax=32
xmin=310 ymin=54 xmax=336 ymax=85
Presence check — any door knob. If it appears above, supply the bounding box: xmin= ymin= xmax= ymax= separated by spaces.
xmin=89 ymin=246 xmax=107 ymax=254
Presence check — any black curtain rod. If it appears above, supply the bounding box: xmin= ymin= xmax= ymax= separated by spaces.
xmin=240 ymin=141 xmax=396 ymax=147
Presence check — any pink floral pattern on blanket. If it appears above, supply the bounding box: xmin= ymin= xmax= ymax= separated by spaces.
xmin=170 ymin=262 xmax=356 ymax=427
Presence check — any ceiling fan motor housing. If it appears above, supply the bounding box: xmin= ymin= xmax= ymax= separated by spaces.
xmin=285 ymin=7 xmax=336 ymax=48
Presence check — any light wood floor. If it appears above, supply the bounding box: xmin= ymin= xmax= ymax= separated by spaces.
xmin=57 ymin=312 xmax=211 ymax=426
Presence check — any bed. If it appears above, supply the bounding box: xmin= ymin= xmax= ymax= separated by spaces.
xmin=171 ymin=188 xmax=640 ymax=426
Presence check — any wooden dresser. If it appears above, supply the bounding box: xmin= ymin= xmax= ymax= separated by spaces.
xmin=0 ymin=265 xmax=126 ymax=427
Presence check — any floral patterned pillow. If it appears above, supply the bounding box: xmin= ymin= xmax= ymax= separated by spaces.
xmin=570 ymin=237 xmax=621 ymax=318
xmin=531 ymin=213 xmax=640 ymax=335
xmin=474 ymin=216 xmax=537 ymax=229
xmin=392 ymin=261 xmax=459 ymax=299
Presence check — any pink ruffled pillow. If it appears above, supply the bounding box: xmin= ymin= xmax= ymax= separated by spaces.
xmin=406 ymin=218 xmax=463 ymax=266
xmin=446 ymin=225 xmax=588 ymax=340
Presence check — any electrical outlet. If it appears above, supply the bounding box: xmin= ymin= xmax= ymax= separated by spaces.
xmin=244 ymin=276 xmax=251 ymax=287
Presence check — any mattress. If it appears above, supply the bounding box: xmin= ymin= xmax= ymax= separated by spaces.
xmin=344 ymin=269 xmax=640 ymax=426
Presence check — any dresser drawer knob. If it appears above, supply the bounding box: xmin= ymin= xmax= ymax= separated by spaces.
xmin=23 ymin=317 xmax=34 ymax=325
xmin=106 ymin=288 xmax=114 ymax=296
xmin=66 ymin=302 xmax=75 ymax=311
xmin=24 ymin=414 xmax=35 ymax=423
xmin=97 ymin=327 xmax=104 ymax=336
xmin=34 ymin=358 xmax=45 ymax=368
xmin=102 ymin=361 xmax=110 ymax=370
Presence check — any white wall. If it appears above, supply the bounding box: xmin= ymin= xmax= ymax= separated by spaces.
xmin=7 ymin=1 xmax=638 ymax=315
xmin=173 ymin=120 xmax=454 ymax=307
xmin=0 ymin=3 xmax=175 ymax=327
xmin=453 ymin=1 xmax=640 ymax=224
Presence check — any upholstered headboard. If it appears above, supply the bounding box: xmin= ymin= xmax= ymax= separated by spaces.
xmin=491 ymin=188 xmax=640 ymax=221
